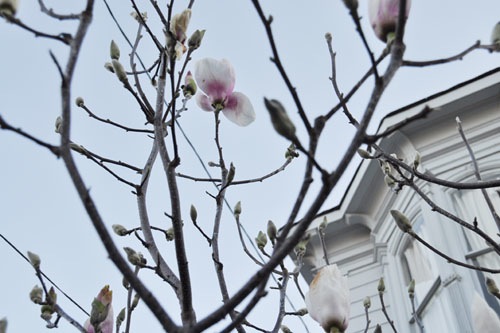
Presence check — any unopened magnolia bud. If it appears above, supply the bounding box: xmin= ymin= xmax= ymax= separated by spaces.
xmin=227 ymin=163 xmax=235 ymax=184
xmin=357 ymin=148 xmax=371 ymax=159
xmin=294 ymin=235 xmax=310 ymax=256
xmin=122 ymin=277 xmax=130 ymax=290
xmin=110 ymin=40 xmax=120 ymax=60
xmin=123 ymin=247 xmax=142 ymax=266
xmin=112 ymin=224 xmax=128 ymax=236
xmin=342 ymin=0 xmax=358 ymax=11
xmin=182 ymin=71 xmax=197 ymax=97
xmin=70 ymin=143 xmax=87 ymax=155
xmin=491 ymin=22 xmax=500 ymax=48
xmin=190 ymin=204 xmax=197 ymax=222
xmin=374 ymin=324 xmax=382 ymax=333
xmin=390 ymin=210 xmax=412 ymax=233
xmin=27 ymin=251 xmax=41 ymax=269
xmin=363 ymin=296 xmax=371 ymax=309
xmin=384 ymin=175 xmax=395 ymax=188
xmin=281 ymin=325 xmax=292 ymax=333
xmin=75 ymin=97 xmax=84 ymax=107
xmin=264 ymin=98 xmax=297 ymax=141
xmin=116 ymin=307 xmax=126 ymax=328
xmin=165 ymin=227 xmax=175 ymax=241
xmin=40 ymin=305 xmax=54 ymax=321
xmin=0 ymin=318 xmax=6 ymax=333
xmin=0 ymin=0 xmax=18 ymax=16
xmin=30 ymin=285 xmax=43 ymax=304
xmin=112 ymin=59 xmax=128 ymax=83
xmin=413 ymin=151 xmax=421 ymax=169
xmin=47 ymin=287 xmax=57 ymax=304
xmin=285 ymin=143 xmax=299 ymax=159
xmin=486 ymin=277 xmax=500 ymax=296
xmin=296 ymin=308 xmax=308 ymax=316
xmin=234 ymin=201 xmax=242 ymax=216
xmin=255 ymin=231 xmax=268 ymax=250
xmin=267 ymin=220 xmax=277 ymax=245
xmin=104 ymin=62 xmax=115 ymax=73
xmin=54 ymin=116 xmax=63 ymax=134
xmin=170 ymin=9 xmax=191 ymax=43
xmin=188 ymin=29 xmax=206 ymax=50
xmin=131 ymin=293 xmax=140 ymax=309
xmin=408 ymin=279 xmax=415 ymax=298
xmin=378 ymin=277 xmax=385 ymax=293
xmin=325 ymin=32 xmax=332 ymax=44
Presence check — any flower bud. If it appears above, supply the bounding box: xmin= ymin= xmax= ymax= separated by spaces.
xmin=255 ymin=231 xmax=268 ymax=250
xmin=378 ymin=277 xmax=385 ymax=293
xmin=116 ymin=307 xmax=126 ymax=329
xmin=170 ymin=9 xmax=191 ymax=43
xmin=305 ymin=264 xmax=350 ymax=332
xmin=486 ymin=277 xmax=500 ymax=297
xmin=0 ymin=0 xmax=18 ymax=16
xmin=491 ymin=21 xmax=500 ymax=49
xmin=112 ymin=59 xmax=128 ymax=84
xmin=131 ymin=293 xmax=140 ymax=310
xmin=390 ymin=210 xmax=412 ymax=233
xmin=104 ymin=62 xmax=115 ymax=73
xmin=363 ymin=296 xmax=371 ymax=309
xmin=374 ymin=324 xmax=382 ymax=333
xmin=357 ymin=148 xmax=372 ymax=159
xmin=281 ymin=325 xmax=292 ymax=333
xmin=267 ymin=220 xmax=277 ymax=245
xmin=408 ymin=279 xmax=415 ymax=298
xmin=190 ymin=204 xmax=197 ymax=222
xmin=188 ymin=29 xmax=206 ymax=50
xmin=30 ymin=285 xmax=44 ymax=304
xmin=47 ymin=287 xmax=57 ymax=304
xmin=40 ymin=304 xmax=54 ymax=321
xmin=368 ymin=0 xmax=412 ymax=42
xmin=325 ymin=32 xmax=333 ymax=44
xmin=296 ymin=308 xmax=308 ymax=316
xmin=27 ymin=251 xmax=41 ymax=270
xmin=226 ymin=162 xmax=235 ymax=184
xmin=54 ymin=116 xmax=63 ymax=134
xmin=70 ymin=143 xmax=87 ymax=155
xmin=294 ymin=235 xmax=310 ymax=257
xmin=234 ymin=201 xmax=242 ymax=217
xmin=112 ymin=224 xmax=128 ymax=236
xmin=182 ymin=71 xmax=197 ymax=97
xmin=123 ymin=247 xmax=142 ymax=266
xmin=413 ymin=151 xmax=421 ymax=170
xmin=89 ymin=285 xmax=113 ymax=333
xmin=166 ymin=227 xmax=175 ymax=241
xmin=264 ymin=98 xmax=297 ymax=141
xmin=75 ymin=97 xmax=84 ymax=107
xmin=110 ymin=40 xmax=120 ymax=60
xmin=342 ymin=0 xmax=358 ymax=11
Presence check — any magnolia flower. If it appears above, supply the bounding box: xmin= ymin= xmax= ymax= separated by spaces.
xmin=471 ymin=292 xmax=500 ymax=333
xmin=194 ymin=58 xmax=256 ymax=126
xmin=368 ymin=0 xmax=411 ymax=42
xmin=305 ymin=264 xmax=350 ymax=332
xmin=84 ymin=285 xmax=113 ymax=333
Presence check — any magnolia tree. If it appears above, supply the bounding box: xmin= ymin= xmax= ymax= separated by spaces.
xmin=1 ymin=0 xmax=500 ymax=332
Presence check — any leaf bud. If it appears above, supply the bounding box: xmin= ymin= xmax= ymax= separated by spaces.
xmin=190 ymin=204 xmax=197 ymax=222
xmin=390 ymin=210 xmax=413 ymax=233
xmin=112 ymin=224 xmax=128 ymax=236
xmin=54 ymin=116 xmax=63 ymax=134
xmin=255 ymin=231 xmax=268 ymax=250
xmin=267 ymin=220 xmax=277 ymax=245
xmin=27 ymin=251 xmax=41 ymax=270
xmin=0 ymin=0 xmax=18 ymax=16
xmin=112 ymin=59 xmax=128 ymax=84
xmin=264 ymin=98 xmax=297 ymax=141
xmin=363 ymin=296 xmax=371 ymax=309
xmin=110 ymin=40 xmax=120 ymax=60
xmin=30 ymin=285 xmax=44 ymax=304
xmin=188 ymin=29 xmax=206 ymax=50
xmin=378 ymin=277 xmax=385 ymax=293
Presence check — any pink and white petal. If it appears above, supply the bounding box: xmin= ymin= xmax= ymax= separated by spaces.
xmin=196 ymin=94 xmax=215 ymax=112
xmin=194 ymin=58 xmax=235 ymax=100
xmin=222 ymin=92 xmax=256 ymax=126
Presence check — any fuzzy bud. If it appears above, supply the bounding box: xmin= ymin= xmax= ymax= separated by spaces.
xmin=182 ymin=71 xmax=197 ymax=97
xmin=363 ymin=296 xmax=371 ymax=309
xmin=54 ymin=116 xmax=63 ymax=134
xmin=110 ymin=40 xmax=120 ymax=60
xmin=281 ymin=325 xmax=292 ymax=333
xmin=104 ymin=62 xmax=115 ymax=73
xmin=166 ymin=227 xmax=175 ymax=241
xmin=0 ymin=318 xmax=6 ymax=333
xmin=294 ymin=235 xmax=310 ymax=257
xmin=325 ymin=32 xmax=333 ymax=44
xmin=357 ymin=148 xmax=372 ymax=159
xmin=27 ymin=251 xmax=41 ymax=270
xmin=30 ymin=285 xmax=44 ymax=304
xmin=267 ymin=220 xmax=277 ymax=245
xmin=486 ymin=277 xmax=500 ymax=297
xmin=368 ymin=0 xmax=412 ymax=43
xmin=264 ymin=98 xmax=297 ymax=141
xmin=75 ymin=97 xmax=84 ymax=107
xmin=227 ymin=163 xmax=236 ymax=184
xmin=112 ymin=59 xmax=128 ymax=84
xmin=408 ymin=279 xmax=415 ymax=298
xmin=413 ymin=151 xmax=421 ymax=170
xmin=491 ymin=21 xmax=500 ymax=49
xmin=188 ymin=29 xmax=206 ymax=50
xmin=390 ymin=210 xmax=413 ymax=233
xmin=123 ymin=247 xmax=142 ymax=266
xmin=190 ymin=204 xmax=197 ymax=222
xmin=116 ymin=307 xmax=126 ymax=330
xmin=0 ymin=0 xmax=18 ymax=16
xmin=47 ymin=287 xmax=57 ymax=304
xmin=296 ymin=308 xmax=308 ymax=316
xmin=131 ymin=293 xmax=140 ymax=310
xmin=112 ymin=224 xmax=128 ymax=236
xmin=170 ymin=9 xmax=191 ymax=43
xmin=234 ymin=201 xmax=242 ymax=217
xmin=374 ymin=324 xmax=382 ymax=333
xmin=255 ymin=231 xmax=268 ymax=250
xmin=40 ymin=304 xmax=54 ymax=321
xmin=378 ymin=277 xmax=385 ymax=293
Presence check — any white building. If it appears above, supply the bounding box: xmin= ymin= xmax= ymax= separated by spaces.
xmin=301 ymin=68 xmax=500 ymax=333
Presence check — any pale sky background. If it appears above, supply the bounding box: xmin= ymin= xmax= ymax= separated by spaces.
xmin=1 ymin=1 xmax=499 ymax=332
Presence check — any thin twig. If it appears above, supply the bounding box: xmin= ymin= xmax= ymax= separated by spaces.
xmin=1 ymin=13 xmax=72 ymax=44
xmin=78 ymin=103 xmax=154 ymax=133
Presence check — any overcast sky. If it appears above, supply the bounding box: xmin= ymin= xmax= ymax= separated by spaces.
xmin=1 ymin=1 xmax=499 ymax=332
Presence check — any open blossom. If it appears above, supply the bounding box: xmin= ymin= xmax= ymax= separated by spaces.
xmin=368 ymin=0 xmax=411 ymax=42
xmin=305 ymin=264 xmax=350 ymax=332
xmin=84 ymin=285 xmax=113 ymax=333
xmin=471 ymin=292 xmax=500 ymax=333
xmin=194 ymin=58 xmax=256 ymax=127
